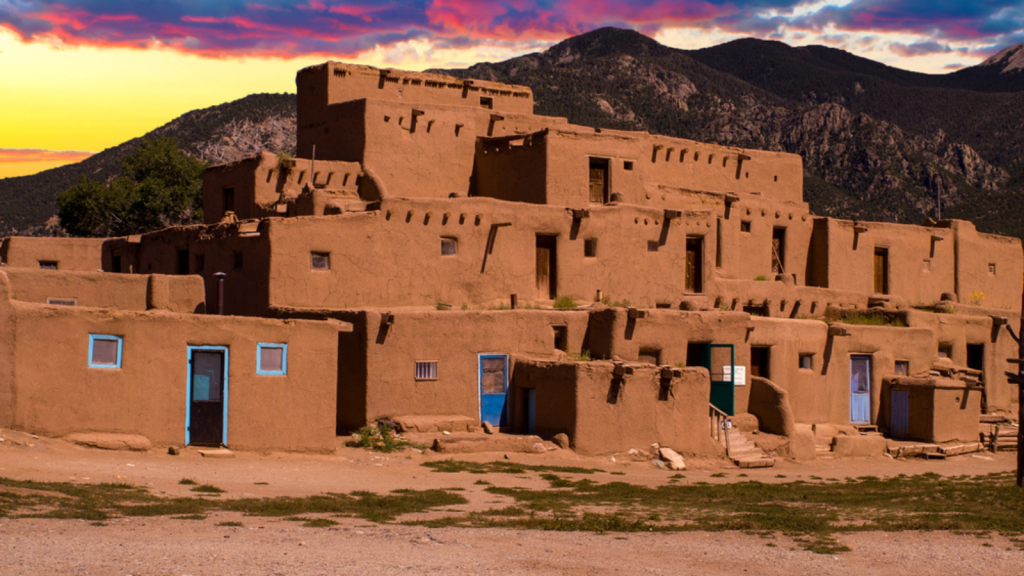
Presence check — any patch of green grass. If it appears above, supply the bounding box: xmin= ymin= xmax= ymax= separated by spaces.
xmin=473 ymin=480 xmax=492 ymax=486
xmin=568 ymin=350 xmax=592 ymax=361
xmin=710 ymin=473 xmax=727 ymax=478
xmin=304 ymin=518 xmax=339 ymax=528
xmin=610 ymin=472 xmax=626 ymax=476
xmin=350 ymin=425 xmax=427 ymax=453
xmin=754 ymin=275 xmax=768 ymax=281
xmin=669 ymin=474 xmax=685 ymax=479
xmin=553 ymin=295 xmax=578 ymax=310
xmin=217 ymin=521 xmax=243 ymax=527
xmin=191 ymin=485 xmax=225 ymax=494
xmin=172 ymin=514 xmax=207 ymax=520
xmin=253 ymin=482 xmax=269 ymax=486
xmin=178 ymin=478 xmax=198 ymax=486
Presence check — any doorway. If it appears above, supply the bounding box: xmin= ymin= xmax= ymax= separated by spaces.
xmin=750 ymin=346 xmax=771 ymax=379
xmin=187 ymin=346 xmax=228 ymax=446
xmin=536 ymin=235 xmax=557 ymax=300
xmin=967 ymin=344 xmax=984 ymax=379
xmin=685 ymin=237 xmax=703 ymax=293
xmin=479 ymin=354 xmax=509 ymax=426
xmin=589 ymin=158 xmax=609 ymax=204
xmin=690 ymin=342 xmax=736 ymax=415
xmin=771 ymin=228 xmax=786 ymax=274
xmin=890 ymin=390 xmax=909 ymax=439
xmin=850 ymin=354 xmax=871 ymax=424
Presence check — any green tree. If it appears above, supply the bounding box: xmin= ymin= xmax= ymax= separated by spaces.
xmin=57 ymin=138 xmax=207 ymax=237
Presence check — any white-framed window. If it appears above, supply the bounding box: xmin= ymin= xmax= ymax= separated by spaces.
xmin=257 ymin=343 xmax=287 ymax=375
xmin=415 ymin=361 xmax=438 ymax=380
xmin=89 ymin=334 xmax=123 ymax=369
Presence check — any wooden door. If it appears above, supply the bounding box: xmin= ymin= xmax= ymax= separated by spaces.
xmin=188 ymin=348 xmax=227 ymax=445
xmin=890 ymin=390 xmax=909 ymax=439
xmin=535 ymin=235 xmax=557 ymax=300
xmin=874 ymin=248 xmax=889 ymax=294
xmin=685 ymin=237 xmax=703 ymax=293
xmin=589 ymin=159 xmax=608 ymax=204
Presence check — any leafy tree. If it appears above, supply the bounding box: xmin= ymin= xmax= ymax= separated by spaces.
xmin=57 ymin=138 xmax=207 ymax=237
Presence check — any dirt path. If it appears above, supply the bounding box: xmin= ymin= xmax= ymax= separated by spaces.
xmin=1 ymin=430 xmax=1022 ymax=575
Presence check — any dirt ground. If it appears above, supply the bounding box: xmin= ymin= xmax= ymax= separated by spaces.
xmin=1 ymin=430 xmax=1022 ymax=576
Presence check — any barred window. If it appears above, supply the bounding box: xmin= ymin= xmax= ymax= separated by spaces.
xmin=415 ymin=361 xmax=437 ymax=380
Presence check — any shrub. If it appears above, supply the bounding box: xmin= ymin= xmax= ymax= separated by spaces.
xmin=553 ymin=296 xmax=578 ymax=310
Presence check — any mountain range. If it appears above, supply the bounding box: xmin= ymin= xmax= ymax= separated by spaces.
xmin=3 ymin=27 xmax=1024 ymax=239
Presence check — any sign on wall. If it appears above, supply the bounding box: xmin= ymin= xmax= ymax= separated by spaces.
xmin=722 ymin=365 xmax=746 ymax=386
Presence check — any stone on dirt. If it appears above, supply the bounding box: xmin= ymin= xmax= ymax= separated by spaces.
xmin=482 ymin=422 xmax=495 ymax=435
xmin=167 ymin=445 xmax=181 ymax=456
xmin=552 ymin=433 xmax=570 ymax=449
xmin=658 ymin=447 xmax=686 ymax=470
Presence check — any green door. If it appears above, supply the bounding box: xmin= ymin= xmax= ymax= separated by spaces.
xmin=705 ymin=344 xmax=736 ymax=415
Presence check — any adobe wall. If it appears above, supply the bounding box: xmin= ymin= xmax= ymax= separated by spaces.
xmin=949 ymin=220 xmax=1024 ymax=310
xmin=510 ymin=359 xmax=720 ymax=457
xmin=202 ymin=152 xmax=363 ymax=224
xmin=2 ymin=268 xmax=203 ymax=312
xmin=264 ymin=198 xmax=718 ymax=310
xmin=0 ymin=237 xmax=105 ymax=271
xmin=882 ymin=377 xmax=981 ymax=443
xmin=822 ymin=219 xmax=956 ymax=304
xmin=104 ymin=223 xmax=271 ymax=317
xmin=587 ymin=308 xmax=753 ymax=411
xmin=475 ymin=128 xmax=805 ymax=208
xmin=336 ymin=309 xmax=589 ymax=432
xmin=905 ymin=309 xmax=1019 ymax=412
xmin=714 ymin=279 xmax=865 ymax=318
xmin=0 ymin=273 xmax=14 ymax=427
xmin=5 ymin=300 xmax=341 ymax=452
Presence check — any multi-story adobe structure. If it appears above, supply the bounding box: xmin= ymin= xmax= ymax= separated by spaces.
xmin=1 ymin=62 xmax=1020 ymax=464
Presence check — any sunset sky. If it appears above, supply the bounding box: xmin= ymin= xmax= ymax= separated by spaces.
xmin=2 ymin=1 xmax=1023 ymax=179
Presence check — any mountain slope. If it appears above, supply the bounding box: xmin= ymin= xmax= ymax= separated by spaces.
xmin=0 ymin=93 xmax=296 ymax=234
xmin=439 ymin=28 xmax=1023 ymax=236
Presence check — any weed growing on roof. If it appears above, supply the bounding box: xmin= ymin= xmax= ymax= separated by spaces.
xmin=553 ymin=295 xmax=578 ymax=310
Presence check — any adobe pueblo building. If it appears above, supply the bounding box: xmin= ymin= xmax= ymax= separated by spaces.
xmin=1 ymin=62 xmax=1021 ymax=464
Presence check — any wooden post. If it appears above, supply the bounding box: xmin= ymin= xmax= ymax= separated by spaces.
xmin=1004 ymin=317 xmax=1024 ymax=487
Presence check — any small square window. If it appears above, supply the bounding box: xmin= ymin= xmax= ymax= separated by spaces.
xmin=233 ymin=250 xmax=243 ymax=270
xmin=415 ymin=361 xmax=438 ymax=380
xmin=89 ymin=334 xmax=122 ymax=369
xmin=480 ymin=96 xmax=493 ymax=109
xmin=257 ymin=343 xmax=287 ymax=375
xmin=647 ymin=241 xmax=659 ymax=252
xmin=584 ymin=238 xmax=598 ymax=258
xmin=740 ymin=221 xmax=751 ymax=233
xmin=441 ymin=237 xmax=458 ymax=256
xmin=311 ymin=252 xmax=330 ymax=270
xmin=624 ymin=161 xmax=634 ymax=171
xmin=938 ymin=344 xmax=952 ymax=358
xmin=39 ymin=260 xmax=57 ymax=270
xmin=799 ymin=354 xmax=813 ymax=370
xmin=989 ymin=263 xmax=997 ymax=275
xmin=894 ymin=360 xmax=909 ymax=376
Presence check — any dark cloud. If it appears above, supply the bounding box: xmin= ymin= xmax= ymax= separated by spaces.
xmin=0 ymin=0 xmax=1021 ymax=60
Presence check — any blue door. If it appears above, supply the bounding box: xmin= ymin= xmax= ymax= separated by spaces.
xmin=850 ymin=355 xmax=871 ymax=424
xmin=479 ymin=355 xmax=508 ymax=427
xmin=890 ymin=390 xmax=909 ymax=439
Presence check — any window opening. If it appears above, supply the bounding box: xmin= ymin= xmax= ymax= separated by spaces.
xmin=39 ymin=261 xmax=57 ymax=270
xmin=751 ymin=346 xmax=771 ymax=379
xmin=584 ymin=238 xmax=597 ymax=258
xmin=311 ymin=252 xmax=330 ymax=270
xmin=441 ymin=237 xmax=458 ymax=256
xmin=894 ymin=360 xmax=909 ymax=376
xmin=740 ymin=221 xmax=751 ymax=233
xmin=938 ymin=344 xmax=952 ymax=358
xmin=647 ymin=241 xmax=659 ymax=252
xmin=685 ymin=237 xmax=703 ymax=293
xmin=257 ymin=343 xmax=287 ymax=375
xmin=89 ymin=334 xmax=123 ymax=369
xmin=233 ymin=250 xmax=243 ymax=270
xmin=415 ymin=361 xmax=438 ymax=380
xmin=47 ymin=298 xmax=76 ymax=306
xmin=639 ymin=348 xmax=661 ymax=365
xmin=623 ymin=161 xmax=634 ymax=171
xmin=553 ymin=326 xmax=568 ymax=352
xmin=480 ymin=96 xmax=493 ymax=109
xmin=799 ymin=354 xmax=813 ymax=370
xmin=112 ymin=255 xmax=122 ymax=273
xmin=177 ymin=248 xmax=189 ymax=275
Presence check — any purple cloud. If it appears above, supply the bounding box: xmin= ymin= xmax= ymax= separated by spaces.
xmin=0 ymin=1 xmax=1021 ymax=60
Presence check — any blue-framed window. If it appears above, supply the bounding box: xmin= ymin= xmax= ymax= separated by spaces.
xmin=257 ymin=343 xmax=287 ymax=375
xmin=88 ymin=334 xmax=123 ymax=369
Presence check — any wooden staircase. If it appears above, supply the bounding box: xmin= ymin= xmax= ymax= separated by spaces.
xmin=709 ymin=404 xmax=775 ymax=468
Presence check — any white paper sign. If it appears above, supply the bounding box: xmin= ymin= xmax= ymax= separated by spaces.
xmin=722 ymin=365 xmax=746 ymax=386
